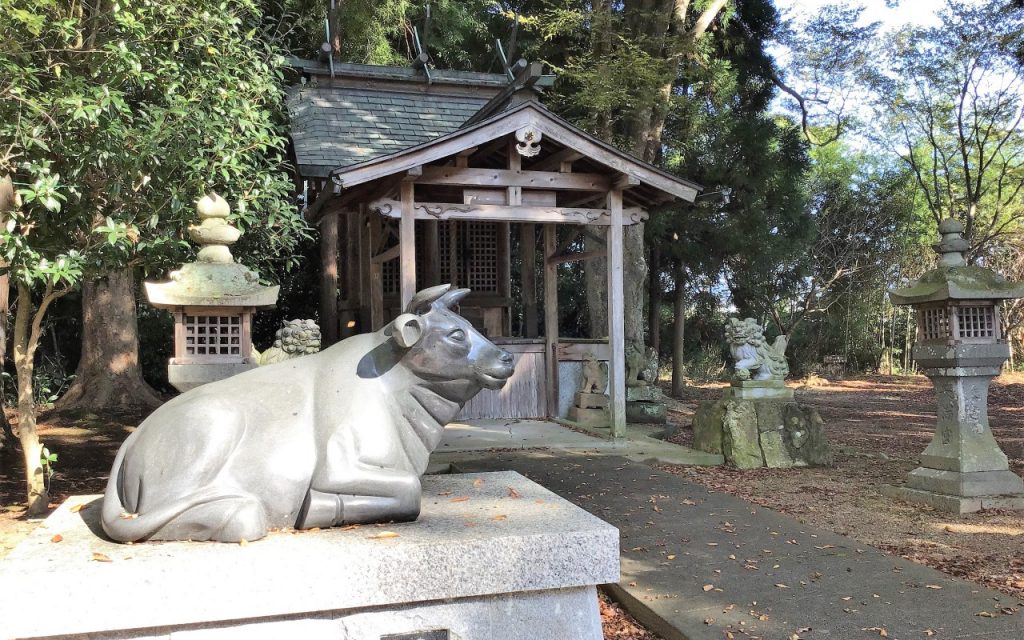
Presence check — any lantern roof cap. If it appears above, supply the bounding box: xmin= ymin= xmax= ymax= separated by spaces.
xmin=889 ymin=218 xmax=1024 ymax=305
xmin=144 ymin=193 xmax=279 ymax=309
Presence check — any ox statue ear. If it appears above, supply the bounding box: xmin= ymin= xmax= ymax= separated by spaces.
xmin=390 ymin=313 xmax=424 ymax=348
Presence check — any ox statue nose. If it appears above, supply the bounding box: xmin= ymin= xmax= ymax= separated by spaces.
xmin=499 ymin=350 xmax=514 ymax=365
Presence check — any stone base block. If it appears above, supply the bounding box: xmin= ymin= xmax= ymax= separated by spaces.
xmin=692 ymin=397 xmax=831 ymax=469
xmin=906 ymin=467 xmax=1024 ymax=497
xmin=723 ymin=380 xmax=794 ymax=400
xmin=880 ymin=484 xmax=1024 ymax=515
xmin=0 ymin=472 xmax=619 ymax=640
xmin=626 ymin=385 xmax=663 ymax=402
xmin=626 ymin=401 xmax=667 ymax=424
xmin=569 ymin=405 xmax=609 ymax=427
xmin=168 ymin=361 xmax=256 ymax=392
xmin=574 ymin=392 xmax=608 ymax=409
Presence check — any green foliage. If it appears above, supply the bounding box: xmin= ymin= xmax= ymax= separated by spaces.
xmin=0 ymin=0 xmax=308 ymax=290
xmin=867 ymin=0 xmax=1024 ymax=254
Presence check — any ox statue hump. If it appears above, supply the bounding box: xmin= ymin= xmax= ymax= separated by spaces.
xmin=101 ymin=285 xmax=515 ymax=543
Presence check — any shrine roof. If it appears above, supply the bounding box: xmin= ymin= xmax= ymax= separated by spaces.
xmin=287 ymin=60 xmax=507 ymax=178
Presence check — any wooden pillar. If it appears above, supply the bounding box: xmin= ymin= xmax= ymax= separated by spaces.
xmin=497 ymin=221 xmax=511 ymax=334
xmin=357 ymin=204 xmax=371 ymax=331
xmin=543 ymin=224 xmax=559 ymax=418
xmin=521 ymin=224 xmax=538 ymax=338
xmin=319 ymin=210 xmax=340 ymax=346
xmin=399 ymin=180 xmax=417 ymax=312
xmin=424 ymin=221 xmax=441 ymax=286
xmin=368 ymin=214 xmax=384 ymax=331
xmin=607 ymin=189 xmax=626 ymax=438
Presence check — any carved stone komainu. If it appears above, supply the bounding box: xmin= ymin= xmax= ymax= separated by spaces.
xmin=101 ymin=285 xmax=515 ymax=543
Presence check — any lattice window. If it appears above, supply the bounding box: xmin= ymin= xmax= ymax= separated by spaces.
xmin=920 ymin=307 xmax=948 ymax=341
xmin=956 ymin=305 xmax=995 ymax=339
xmin=382 ymin=257 xmax=399 ymax=295
xmin=184 ymin=314 xmax=242 ymax=356
xmin=465 ymin=221 xmax=498 ymax=292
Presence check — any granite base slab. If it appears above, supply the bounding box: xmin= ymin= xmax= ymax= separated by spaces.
xmin=0 ymin=472 xmax=619 ymax=640
xmin=880 ymin=484 xmax=1024 ymax=514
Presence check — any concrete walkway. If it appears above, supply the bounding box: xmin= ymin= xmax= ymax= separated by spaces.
xmin=435 ymin=419 xmax=722 ymax=466
xmin=451 ymin=451 xmax=1024 ymax=640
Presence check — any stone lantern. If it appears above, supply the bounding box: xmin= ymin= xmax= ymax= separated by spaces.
xmin=885 ymin=218 xmax=1024 ymax=513
xmin=145 ymin=193 xmax=279 ymax=392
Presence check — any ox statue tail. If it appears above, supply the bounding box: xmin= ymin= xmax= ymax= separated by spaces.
xmin=100 ymin=444 xmax=217 ymax=543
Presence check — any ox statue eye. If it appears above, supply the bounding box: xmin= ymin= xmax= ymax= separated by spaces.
xmin=448 ymin=329 xmax=466 ymax=342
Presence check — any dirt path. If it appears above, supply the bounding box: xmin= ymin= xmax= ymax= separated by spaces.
xmin=664 ymin=374 xmax=1024 ymax=601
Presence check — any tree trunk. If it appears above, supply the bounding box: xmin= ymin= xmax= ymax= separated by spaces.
xmin=55 ymin=269 xmax=162 ymax=414
xmin=671 ymin=272 xmax=686 ymax=397
xmin=13 ymin=283 xmax=49 ymax=516
xmin=648 ymin=244 xmax=662 ymax=355
xmin=623 ymin=222 xmax=648 ymax=345
xmin=0 ymin=176 xmax=13 ymax=451
xmin=585 ymin=230 xmax=608 ymax=337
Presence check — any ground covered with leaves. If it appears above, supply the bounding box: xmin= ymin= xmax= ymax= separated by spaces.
xmin=664 ymin=374 xmax=1024 ymax=601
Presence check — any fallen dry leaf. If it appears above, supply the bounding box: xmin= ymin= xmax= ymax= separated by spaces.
xmin=976 ymin=611 xmax=995 ymax=618
xmin=472 ymin=479 xmax=483 ymax=488
xmin=508 ymin=487 xmax=521 ymax=498
xmin=924 ymin=630 xmax=936 ymax=637
xmin=493 ymin=514 xmax=508 ymax=521
xmin=703 ymin=617 xmax=714 ymax=625
xmin=119 ymin=512 xmax=139 ymax=520
xmin=775 ymin=583 xmax=789 ymax=589
xmin=368 ymin=531 xmax=400 ymax=540
xmin=91 ymin=552 xmax=112 ymax=563
xmin=703 ymin=584 xmax=715 ymax=592
xmin=70 ymin=504 xmax=86 ymax=513
xmin=450 ymin=496 xmax=470 ymax=503
xmin=239 ymin=538 xmax=249 ymax=547
xmin=925 ymin=584 xmax=942 ymax=590
xmin=50 ymin=534 xmax=62 ymax=543
xmin=667 ymin=554 xmax=676 ymax=560
xmin=864 ymin=627 xmax=888 ymax=637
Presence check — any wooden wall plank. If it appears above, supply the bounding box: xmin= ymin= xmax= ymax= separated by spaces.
xmin=521 ymin=223 xmax=538 ymax=338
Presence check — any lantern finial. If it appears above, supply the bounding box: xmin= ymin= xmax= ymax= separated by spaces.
xmin=933 ymin=218 xmax=969 ymax=268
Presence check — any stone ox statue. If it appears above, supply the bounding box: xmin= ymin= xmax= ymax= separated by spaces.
xmin=101 ymin=285 xmax=515 ymax=543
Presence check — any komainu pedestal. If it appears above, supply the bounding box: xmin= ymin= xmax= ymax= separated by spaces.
xmin=693 ymin=396 xmax=832 ymax=469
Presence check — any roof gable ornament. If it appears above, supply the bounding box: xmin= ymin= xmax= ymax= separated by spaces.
xmin=515 ymin=125 xmax=542 ymax=157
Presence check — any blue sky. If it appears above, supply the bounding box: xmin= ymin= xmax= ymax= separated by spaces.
xmin=772 ymin=0 xmax=944 ymax=29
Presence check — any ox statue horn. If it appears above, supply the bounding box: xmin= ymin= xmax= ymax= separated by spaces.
xmin=100 ymin=285 xmax=516 ymax=543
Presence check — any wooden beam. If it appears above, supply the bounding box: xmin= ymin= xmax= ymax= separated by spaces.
xmin=370 ymin=199 xmax=648 ymax=226
xmin=529 ymin=148 xmax=583 ymax=172
xmin=613 ymin=173 xmax=641 ymax=190
xmin=521 ymin=223 xmax=538 ymax=338
xmin=606 ymin=189 xmax=626 ymax=438
xmin=544 ymin=224 xmax=559 ymax=418
xmin=319 ymin=211 xmax=340 ymax=347
xmin=370 ymin=245 xmax=401 ymax=264
xmin=404 ymin=165 xmax=423 ymax=181
xmin=417 ymin=166 xmax=610 ymax=191
xmin=399 ymin=181 xmax=416 ymax=312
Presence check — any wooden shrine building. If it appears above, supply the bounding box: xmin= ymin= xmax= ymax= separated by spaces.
xmin=288 ymin=59 xmax=699 ymax=436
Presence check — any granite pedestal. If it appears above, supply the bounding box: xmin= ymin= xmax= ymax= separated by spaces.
xmin=624 ymin=385 xmax=667 ymax=424
xmin=568 ymin=392 xmax=610 ymax=426
xmin=0 ymin=472 xmax=619 ymax=640
xmin=722 ymin=379 xmax=794 ymax=400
